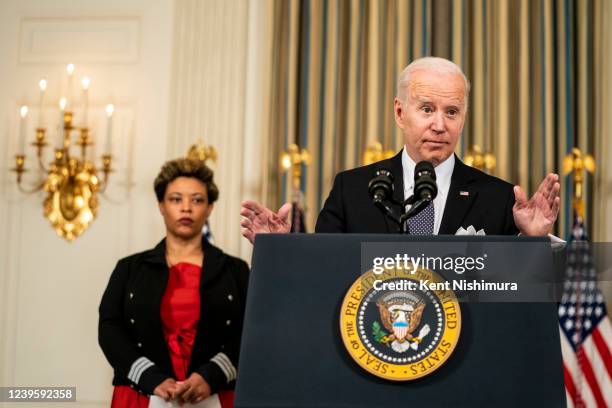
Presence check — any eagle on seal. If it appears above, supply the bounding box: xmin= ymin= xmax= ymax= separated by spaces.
xmin=377 ymin=300 xmax=425 ymax=342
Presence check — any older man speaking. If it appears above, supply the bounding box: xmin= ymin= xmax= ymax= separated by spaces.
xmin=241 ymin=57 xmax=560 ymax=240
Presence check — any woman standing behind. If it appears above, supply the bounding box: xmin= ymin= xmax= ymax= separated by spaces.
xmin=99 ymin=158 xmax=248 ymax=407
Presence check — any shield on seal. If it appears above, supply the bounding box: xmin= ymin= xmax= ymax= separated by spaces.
xmin=393 ymin=321 xmax=408 ymax=340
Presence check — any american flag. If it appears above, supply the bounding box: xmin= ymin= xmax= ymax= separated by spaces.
xmin=558 ymin=213 xmax=612 ymax=407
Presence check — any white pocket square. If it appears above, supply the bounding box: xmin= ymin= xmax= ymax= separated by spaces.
xmin=455 ymin=226 xmax=486 ymax=236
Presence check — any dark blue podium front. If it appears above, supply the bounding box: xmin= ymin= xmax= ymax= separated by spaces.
xmin=235 ymin=234 xmax=565 ymax=408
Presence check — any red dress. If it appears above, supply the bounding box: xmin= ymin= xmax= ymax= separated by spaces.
xmin=111 ymin=263 xmax=234 ymax=407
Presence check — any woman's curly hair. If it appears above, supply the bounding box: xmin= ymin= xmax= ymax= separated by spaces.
xmin=153 ymin=158 xmax=219 ymax=203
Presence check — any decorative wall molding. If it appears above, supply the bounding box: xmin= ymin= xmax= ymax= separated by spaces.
xmin=19 ymin=17 xmax=141 ymax=64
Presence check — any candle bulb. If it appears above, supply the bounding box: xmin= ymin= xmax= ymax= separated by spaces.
xmin=66 ymin=63 xmax=74 ymax=110
xmin=81 ymin=77 xmax=90 ymax=124
xmin=105 ymin=104 xmax=114 ymax=153
xmin=59 ymin=97 xmax=67 ymax=148
xmin=19 ymin=105 xmax=29 ymax=153
xmin=38 ymin=78 xmax=47 ymax=127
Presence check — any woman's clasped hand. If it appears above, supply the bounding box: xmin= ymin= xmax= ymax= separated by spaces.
xmin=153 ymin=372 xmax=212 ymax=404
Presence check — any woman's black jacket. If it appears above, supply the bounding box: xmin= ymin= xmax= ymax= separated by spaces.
xmin=98 ymin=236 xmax=249 ymax=396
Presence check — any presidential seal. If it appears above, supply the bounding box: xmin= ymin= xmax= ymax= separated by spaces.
xmin=339 ymin=265 xmax=461 ymax=381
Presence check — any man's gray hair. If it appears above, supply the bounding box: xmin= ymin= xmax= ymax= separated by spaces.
xmin=396 ymin=57 xmax=471 ymax=103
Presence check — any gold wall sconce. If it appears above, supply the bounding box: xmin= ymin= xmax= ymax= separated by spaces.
xmin=11 ymin=64 xmax=116 ymax=241
xmin=563 ymin=148 xmax=595 ymax=217
xmin=187 ymin=139 xmax=218 ymax=164
xmin=463 ymin=145 xmax=496 ymax=173
xmin=362 ymin=142 xmax=395 ymax=166
xmin=280 ymin=143 xmax=310 ymax=191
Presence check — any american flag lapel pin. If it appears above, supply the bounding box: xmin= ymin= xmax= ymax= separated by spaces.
xmin=460 ymin=191 xmax=469 ymax=197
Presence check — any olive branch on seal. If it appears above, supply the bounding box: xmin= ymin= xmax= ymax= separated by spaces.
xmin=372 ymin=321 xmax=391 ymax=345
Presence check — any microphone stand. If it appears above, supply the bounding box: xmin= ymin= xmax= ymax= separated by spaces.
xmin=369 ymin=164 xmax=436 ymax=234
xmin=373 ymin=194 xmax=432 ymax=234
xmin=372 ymin=194 xmax=400 ymax=229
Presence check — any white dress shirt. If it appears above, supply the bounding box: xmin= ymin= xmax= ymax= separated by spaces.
xmin=402 ymin=147 xmax=454 ymax=235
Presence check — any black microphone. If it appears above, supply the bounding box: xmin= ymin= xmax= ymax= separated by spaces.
xmin=368 ymin=169 xmax=394 ymax=202
xmin=413 ymin=161 xmax=438 ymax=202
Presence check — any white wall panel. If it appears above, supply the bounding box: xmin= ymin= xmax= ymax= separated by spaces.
xmin=0 ymin=0 xmax=173 ymax=407
xmin=20 ymin=17 xmax=141 ymax=64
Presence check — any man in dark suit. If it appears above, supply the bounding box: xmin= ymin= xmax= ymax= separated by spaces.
xmin=241 ymin=57 xmax=560 ymax=240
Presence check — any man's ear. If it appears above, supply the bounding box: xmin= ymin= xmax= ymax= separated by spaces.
xmin=158 ymin=201 xmax=165 ymax=215
xmin=393 ymin=98 xmax=405 ymax=129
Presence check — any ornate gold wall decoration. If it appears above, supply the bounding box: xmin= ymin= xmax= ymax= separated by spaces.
xmin=11 ymin=66 xmax=114 ymax=241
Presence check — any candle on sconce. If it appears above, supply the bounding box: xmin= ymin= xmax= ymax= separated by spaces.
xmin=38 ymin=78 xmax=47 ymax=127
xmin=58 ymin=97 xmax=67 ymax=148
xmin=105 ymin=104 xmax=114 ymax=153
xmin=66 ymin=63 xmax=75 ymax=110
xmin=81 ymin=77 xmax=90 ymax=124
xmin=19 ymin=105 xmax=29 ymax=153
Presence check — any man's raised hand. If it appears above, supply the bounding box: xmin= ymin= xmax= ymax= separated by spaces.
xmin=240 ymin=200 xmax=292 ymax=244
xmin=512 ymin=173 xmax=561 ymax=236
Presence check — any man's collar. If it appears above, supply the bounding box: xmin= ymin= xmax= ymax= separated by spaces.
xmin=401 ymin=146 xmax=455 ymax=189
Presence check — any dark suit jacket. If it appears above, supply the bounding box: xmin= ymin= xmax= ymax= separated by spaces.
xmin=98 ymin=236 xmax=249 ymax=396
xmin=315 ymin=151 xmax=519 ymax=235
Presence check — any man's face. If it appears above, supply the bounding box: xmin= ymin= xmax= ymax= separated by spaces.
xmin=394 ymin=70 xmax=467 ymax=166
